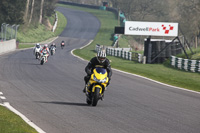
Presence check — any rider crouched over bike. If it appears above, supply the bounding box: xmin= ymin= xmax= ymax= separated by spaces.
xmin=40 ymin=44 xmax=50 ymax=62
xmin=60 ymin=40 xmax=65 ymax=49
xmin=83 ymin=50 xmax=112 ymax=93
xmin=33 ymin=43 xmax=42 ymax=59
xmin=49 ymin=43 xmax=56 ymax=51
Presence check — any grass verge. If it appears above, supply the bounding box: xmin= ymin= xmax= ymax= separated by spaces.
xmin=18 ymin=44 xmax=35 ymax=49
xmin=177 ymin=47 xmax=200 ymax=60
xmin=17 ymin=11 xmax=67 ymax=48
xmin=60 ymin=4 xmax=200 ymax=92
xmin=0 ymin=105 xmax=37 ymax=133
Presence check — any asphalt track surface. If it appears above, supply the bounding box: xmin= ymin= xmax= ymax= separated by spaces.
xmin=0 ymin=6 xmax=200 ymax=133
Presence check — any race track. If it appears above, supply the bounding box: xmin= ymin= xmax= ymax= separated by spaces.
xmin=0 ymin=6 xmax=200 ymax=133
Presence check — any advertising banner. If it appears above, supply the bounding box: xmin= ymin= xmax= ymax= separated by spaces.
xmin=125 ymin=21 xmax=178 ymax=37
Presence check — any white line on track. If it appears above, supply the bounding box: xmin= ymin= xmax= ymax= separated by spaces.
xmin=71 ymin=41 xmax=200 ymax=95
xmin=0 ymin=96 xmax=6 ymax=100
xmin=0 ymin=92 xmax=3 ymax=95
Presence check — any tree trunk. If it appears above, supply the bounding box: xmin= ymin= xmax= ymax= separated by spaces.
xmin=29 ymin=0 xmax=35 ymax=24
xmin=39 ymin=0 xmax=45 ymax=24
xmin=24 ymin=0 xmax=30 ymax=21
xmin=195 ymin=36 xmax=198 ymax=48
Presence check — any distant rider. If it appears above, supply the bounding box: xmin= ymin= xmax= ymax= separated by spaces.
xmin=40 ymin=44 xmax=50 ymax=62
xmin=49 ymin=43 xmax=56 ymax=51
xmin=33 ymin=43 xmax=41 ymax=55
xmin=60 ymin=40 xmax=65 ymax=47
xmin=83 ymin=50 xmax=112 ymax=93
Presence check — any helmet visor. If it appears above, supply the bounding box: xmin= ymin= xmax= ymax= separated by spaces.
xmin=98 ymin=57 xmax=105 ymax=62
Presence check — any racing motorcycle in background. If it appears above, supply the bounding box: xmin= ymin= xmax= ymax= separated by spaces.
xmin=85 ymin=67 xmax=109 ymax=106
xmin=50 ymin=46 xmax=56 ymax=55
xmin=61 ymin=41 xmax=65 ymax=49
xmin=34 ymin=47 xmax=41 ymax=59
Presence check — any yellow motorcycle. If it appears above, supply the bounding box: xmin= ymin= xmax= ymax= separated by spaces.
xmin=85 ymin=67 xmax=109 ymax=106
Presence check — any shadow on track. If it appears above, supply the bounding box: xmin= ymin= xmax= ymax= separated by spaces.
xmin=35 ymin=101 xmax=88 ymax=106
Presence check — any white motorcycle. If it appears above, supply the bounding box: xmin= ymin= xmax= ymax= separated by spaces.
xmin=34 ymin=47 xmax=41 ymax=59
xmin=40 ymin=52 xmax=48 ymax=65
xmin=50 ymin=47 xmax=56 ymax=55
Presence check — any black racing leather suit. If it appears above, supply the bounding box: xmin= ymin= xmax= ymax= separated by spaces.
xmin=84 ymin=57 xmax=112 ymax=86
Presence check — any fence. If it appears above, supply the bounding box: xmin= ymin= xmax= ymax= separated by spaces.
xmin=96 ymin=44 xmax=143 ymax=62
xmin=170 ymin=56 xmax=200 ymax=73
xmin=0 ymin=23 xmax=19 ymax=42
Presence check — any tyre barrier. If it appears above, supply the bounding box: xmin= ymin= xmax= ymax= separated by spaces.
xmin=170 ymin=56 xmax=200 ymax=73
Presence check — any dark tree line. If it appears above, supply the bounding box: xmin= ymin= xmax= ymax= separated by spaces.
xmin=0 ymin=0 xmax=58 ymax=26
xmin=0 ymin=0 xmax=26 ymax=25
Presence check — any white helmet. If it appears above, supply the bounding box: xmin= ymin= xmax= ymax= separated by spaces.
xmin=36 ymin=43 xmax=40 ymax=48
xmin=97 ymin=50 xmax=106 ymax=63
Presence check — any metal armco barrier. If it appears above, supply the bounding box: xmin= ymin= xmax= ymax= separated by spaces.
xmin=170 ymin=56 xmax=200 ymax=73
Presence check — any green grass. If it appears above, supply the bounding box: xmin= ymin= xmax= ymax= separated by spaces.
xmin=17 ymin=24 xmax=55 ymax=43
xmin=48 ymin=14 xmax=55 ymax=26
xmin=17 ymin=11 xmax=67 ymax=45
xmin=184 ymin=47 xmax=200 ymax=60
xmin=0 ymin=106 xmax=37 ymax=133
xmin=118 ymin=35 xmax=130 ymax=48
xmin=192 ymin=52 xmax=200 ymax=60
xmin=61 ymin=4 xmax=200 ymax=92
xmin=18 ymin=44 xmax=35 ymax=49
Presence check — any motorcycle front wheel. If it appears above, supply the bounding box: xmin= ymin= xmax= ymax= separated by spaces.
xmin=40 ymin=58 xmax=44 ymax=65
xmin=36 ymin=52 xmax=39 ymax=59
xmin=92 ymin=87 xmax=100 ymax=106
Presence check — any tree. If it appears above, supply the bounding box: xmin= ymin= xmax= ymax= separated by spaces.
xmin=0 ymin=0 xmax=26 ymax=25
xmin=24 ymin=0 xmax=30 ymax=22
xmin=29 ymin=0 xmax=35 ymax=24
xmin=39 ymin=0 xmax=45 ymax=24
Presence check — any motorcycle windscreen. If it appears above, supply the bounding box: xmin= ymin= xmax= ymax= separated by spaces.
xmin=95 ymin=67 xmax=106 ymax=74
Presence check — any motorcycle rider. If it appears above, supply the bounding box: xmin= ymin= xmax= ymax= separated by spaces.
xmin=40 ymin=44 xmax=50 ymax=62
xmin=49 ymin=42 xmax=56 ymax=51
xmin=33 ymin=43 xmax=41 ymax=55
xmin=60 ymin=40 xmax=65 ymax=48
xmin=83 ymin=50 xmax=112 ymax=93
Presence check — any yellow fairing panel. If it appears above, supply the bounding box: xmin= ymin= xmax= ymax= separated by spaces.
xmin=93 ymin=69 xmax=107 ymax=80
xmin=92 ymin=85 xmax=103 ymax=94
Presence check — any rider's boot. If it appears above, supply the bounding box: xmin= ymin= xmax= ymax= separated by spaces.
xmin=83 ymin=87 xmax=86 ymax=93
xmin=83 ymin=84 xmax=88 ymax=93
